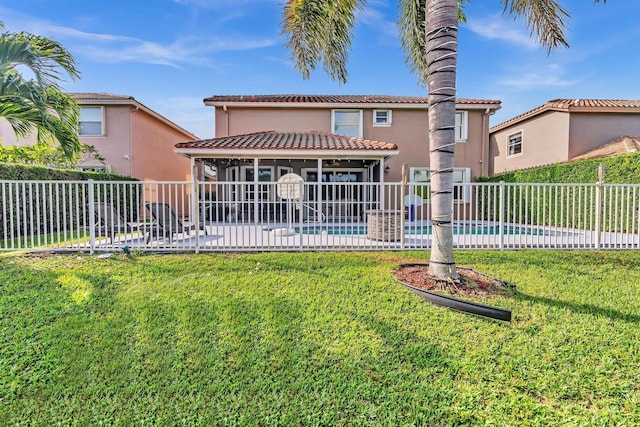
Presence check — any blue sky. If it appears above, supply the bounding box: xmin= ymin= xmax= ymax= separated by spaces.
xmin=2 ymin=0 xmax=639 ymax=139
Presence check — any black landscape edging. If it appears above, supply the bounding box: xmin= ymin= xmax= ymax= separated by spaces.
xmin=396 ymin=265 xmax=512 ymax=322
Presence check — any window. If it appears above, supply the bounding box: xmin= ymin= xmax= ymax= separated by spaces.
xmin=508 ymin=132 xmax=523 ymax=156
xmin=79 ymin=107 xmax=104 ymax=136
xmin=455 ymin=111 xmax=468 ymax=142
xmin=243 ymin=166 xmax=274 ymax=201
xmin=373 ymin=109 xmax=392 ymax=126
xmin=77 ymin=165 xmax=110 ymax=173
xmin=332 ymin=110 xmax=362 ymax=138
xmin=410 ymin=167 xmax=471 ymax=203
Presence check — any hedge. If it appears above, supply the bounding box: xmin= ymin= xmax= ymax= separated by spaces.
xmin=478 ymin=152 xmax=640 ymax=184
xmin=0 ymin=162 xmax=137 ymax=182
xmin=1 ymin=163 xmax=139 ymax=241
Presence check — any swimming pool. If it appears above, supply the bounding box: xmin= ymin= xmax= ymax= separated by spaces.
xmin=271 ymin=224 xmax=550 ymax=236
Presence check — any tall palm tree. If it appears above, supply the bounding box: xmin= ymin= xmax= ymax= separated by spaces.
xmin=0 ymin=23 xmax=82 ymax=158
xmin=282 ymin=0 xmax=604 ymax=281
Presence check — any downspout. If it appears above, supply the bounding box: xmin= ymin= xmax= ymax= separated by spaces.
xmin=223 ymin=104 xmax=229 ymax=137
xmin=480 ymin=108 xmax=495 ymax=177
xmin=130 ymin=105 xmax=139 ymax=177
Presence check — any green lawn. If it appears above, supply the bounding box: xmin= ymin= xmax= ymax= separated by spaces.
xmin=1 ymin=250 xmax=639 ymax=426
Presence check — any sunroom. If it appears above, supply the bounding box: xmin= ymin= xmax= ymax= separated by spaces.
xmin=174 ymin=130 xmax=399 ymax=224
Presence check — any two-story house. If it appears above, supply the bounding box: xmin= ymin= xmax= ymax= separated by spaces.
xmin=1 ymin=93 xmax=198 ymax=181
xmin=489 ymin=99 xmax=640 ymax=175
xmin=175 ymin=95 xmax=500 ymax=204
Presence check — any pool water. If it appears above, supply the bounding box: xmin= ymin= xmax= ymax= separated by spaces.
xmin=290 ymin=224 xmax=547 ymax=236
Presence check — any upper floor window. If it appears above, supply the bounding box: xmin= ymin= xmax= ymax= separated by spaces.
xmin=508 ymin=131 xmax=523 ymax=156
xmin=373 ymin=109 xmax=392 ymax=126
xmin=332 ymin=109 xmax=362 ymax=138
xmin=455 ymin=111 xmax=468 ymax=142
xmin=79 ymin=107 xmax=104 ymax=136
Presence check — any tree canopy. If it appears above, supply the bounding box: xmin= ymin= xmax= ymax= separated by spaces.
xmin=0 ymin=22 xmax=82 ymax=159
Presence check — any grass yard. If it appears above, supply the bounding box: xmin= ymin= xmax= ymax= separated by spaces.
xmin=1 ymin=250 xmax=639 ymax=426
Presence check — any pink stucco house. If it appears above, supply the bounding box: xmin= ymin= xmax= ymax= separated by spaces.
xmin=1 ymin=93 xmax=198 ymax=181
xmin=174 ymin=94 xmax=501 ymax=222
xmin=489 ymin=99 xmax=640 ymax=175
xmin=176 ymin=94 xmax=501 ymax=184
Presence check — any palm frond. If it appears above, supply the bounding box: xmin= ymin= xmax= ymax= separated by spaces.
xmin=0 ymin=87 xmax=80 ymax=158
xmin=501 ymin=0 xmax=572 ymax=53
xmin=14 ymin=32 xmax=81 ymax=83
xmin=398 ymin=0 xmax=468 ymax=86
xmin=398 ymin=0 xmax=427 ymax=85
xmin=1 ymin=26 xmax=81 ymax=159
xmin=282 ymin=0 xmax=364 ymax=84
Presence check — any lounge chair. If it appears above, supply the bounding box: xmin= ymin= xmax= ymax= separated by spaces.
xmin=92 ymin=202 xmax=140 ymax=243
xmin=145 ymin=202 xmax=207 ymax=243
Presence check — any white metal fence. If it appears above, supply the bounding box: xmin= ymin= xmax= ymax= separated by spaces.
xmin=1 ymin=180 xmax=639 ymax=252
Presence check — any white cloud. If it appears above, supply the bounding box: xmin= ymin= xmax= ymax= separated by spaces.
xmin=173 ymin=0 xmax=269 ymax=7
xmin=3 ymin=15 xmax=276 ymax=68
xmin=499 ymin=64 xmax=579 ymax=90
xmin=73 ymin=33 xmax=276 ymax=68
xmin=359 ymin=6 xmax=398 ymax=40
xmin=466 ymin=14 xmax=538 ymax=49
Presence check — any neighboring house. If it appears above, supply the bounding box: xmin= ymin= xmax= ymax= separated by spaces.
xmin=572 ymin=135 xmax=640 ymax=161
xmin=176 ymin=93 xmax=500 ymax=186
xmin=0 ymin=93 xmax=198 ymax=181
xmin=489 ymin=99 xmax=640 ymax=175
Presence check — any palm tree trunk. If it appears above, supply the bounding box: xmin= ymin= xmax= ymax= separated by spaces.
xmin=426 ymin=0 xmax=459 ymax=281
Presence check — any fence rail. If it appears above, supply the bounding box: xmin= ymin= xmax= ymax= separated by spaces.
xmin=2 ymin=180 xmax=639 ymax=252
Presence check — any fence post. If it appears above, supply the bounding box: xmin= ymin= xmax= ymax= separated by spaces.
xmin=400 ymin=164 xmax=407 ymax=249
xmin=88 ymin=180 xmax=95 ymax=254
xmin=594 ymin=164 xmax=605 ymax=249
xmin=499 ymin=181 xmax=505 ymax=250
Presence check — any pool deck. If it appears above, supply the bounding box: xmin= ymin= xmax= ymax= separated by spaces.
xmin=84 ymin=220 xmax=640 ymax=252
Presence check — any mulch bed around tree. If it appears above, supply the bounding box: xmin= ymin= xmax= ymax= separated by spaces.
xmin=393 ymin=264 xmax=515 ymax=298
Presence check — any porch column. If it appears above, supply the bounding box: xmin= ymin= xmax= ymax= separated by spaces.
xmin=192 ymin=158 xmax=200 ymax=252
xmin=317 ymin=159 xmax=323 ymax=222
xmin=191 ymin=157 xmax=197 ymax=222
xmin=253 ymin=158 xmax=259 ymax=223
xmin=379 ymin=158 xmax=385 ymax=210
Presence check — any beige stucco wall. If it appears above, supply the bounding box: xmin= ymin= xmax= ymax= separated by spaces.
xmin=130 ymin=109 xmax=194 ymax=182
xmin=1 ymin=103 xmax=194 ymax=183
xmin=490 ymin=111 xmax=570 ymax=175
xmin=80 ymin=105 xmax=132 ymax=175
xmin=216 ymin=106 xmax=491 ymax=181
xmin=0 ymin=106 xmax=133 ymax=175
xmin=0 ymin=119 xmax=26 ymax=145
xmin=216 ymin=107 xmax=328 ymax=136
xmin=568 ymin=113 xmax=640 ymax=159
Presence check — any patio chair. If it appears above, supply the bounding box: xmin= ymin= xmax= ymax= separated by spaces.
xmin=145 ymin=202 xmax=207 ymax=243
xmin=92 ymin=202 xmax=140 ymax=244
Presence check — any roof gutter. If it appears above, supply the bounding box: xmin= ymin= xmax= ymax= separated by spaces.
xmin=174 ymin=148 xmax=400 ymax=160
xmin=204 ymin=100 xmax=501 ymax=111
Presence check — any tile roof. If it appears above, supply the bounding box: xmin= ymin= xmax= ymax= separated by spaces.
xmin=572 ymin=135 xmax=640 ymax=161
xmin=204 ymin=94 xmax=500 ymax=106
xmin=491 ymin=99 xmax=640 ymax=132
xmin=547 ymin=99 xmax=640 ymax=109
xmin=68 ymin=93 xmax=134 ymax=101
xmin=175 ymin=130 xmax=398 ymax=151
